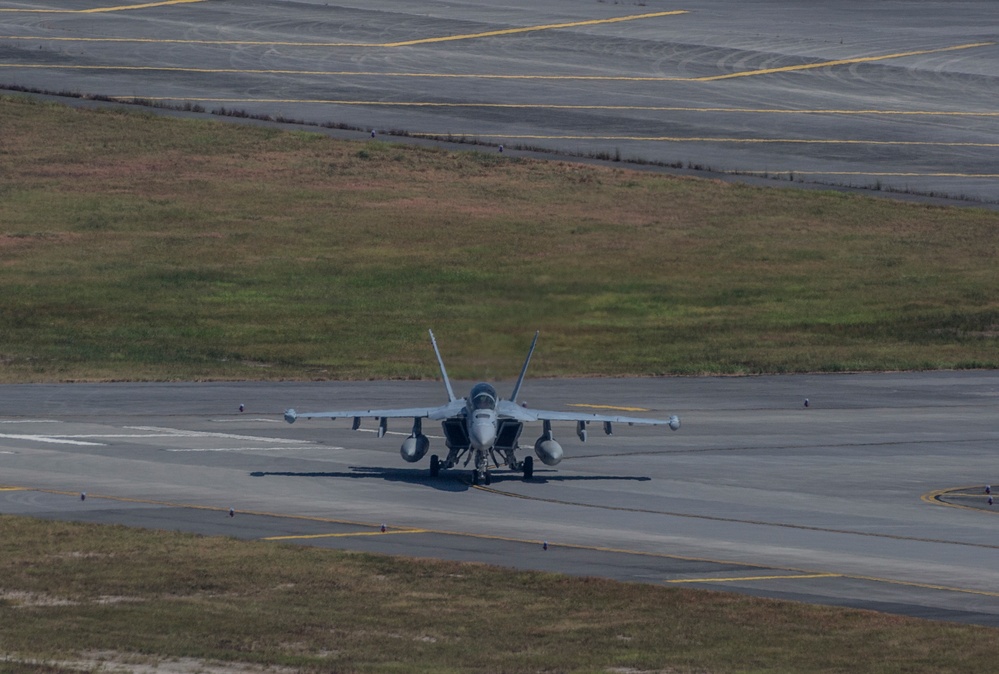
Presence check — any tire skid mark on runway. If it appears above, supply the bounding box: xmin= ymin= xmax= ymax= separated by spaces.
xmin=474 ymin=485 xmax=999 ymax=551
xmin=15 ymin=486 xmax=999 ymax=600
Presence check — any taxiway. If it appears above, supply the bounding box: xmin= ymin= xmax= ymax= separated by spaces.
xmin=3 ymin=373 xmax=999 ymax=626
xmin=0 ymin=0 xmax=996 ymax=201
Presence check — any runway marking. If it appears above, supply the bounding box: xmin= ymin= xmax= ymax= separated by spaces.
xmin=377 ymin=10 xmax=689 ymax=47
xmin=922 ymin=486 xmax=999 ymax=514
xmin=0 ymin=0 xmax=204 ymax=12
xmin=124 ymin=426 xmax=309 ymax=444
xmin=0 ymin=420 xmax=60 ymax=424
xmin=263 ymin=529 xmax=427 ymax=541
xmin=164 ymin=446 xmax=330 ymax=453
xmin=692 ymin=41 xmax=995 ymax=81
xmin=667 ymin=573 xmax=840 ymax=584
xmin=104 ymin=98 xmax=999 ymax=118
xmin=15 ymin=486 xmax=999 ymax=601
xmin=0 ymin=433 xmax=105 ymax=446
xmin=0 ymin=9 xmax=685 ymax=42
xmin=0 ymin=486 xmax=27 ymax=491
xmin=568 ymin=404 xmax=650 ymax=412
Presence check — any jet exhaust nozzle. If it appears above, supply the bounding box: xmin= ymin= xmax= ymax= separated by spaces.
xmin=534 ymin=438 xmax=563 ymax=466
xmin=400 ymin=434 xmax=430 ymax=463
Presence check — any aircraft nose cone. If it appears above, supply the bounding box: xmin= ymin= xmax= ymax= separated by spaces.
xmin=470 ymin=422 xmax=496 ymax=450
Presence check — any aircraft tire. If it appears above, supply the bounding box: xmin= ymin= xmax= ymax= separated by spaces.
xmin=430 ymin=454 xmax=440 ymax=477
xmin=471 ymin=471 xmax=479 ymax=486
xmin=484 ymin=471 xmax=491 ymax=486
xmin=523 ymin=455 xmax=534 ymax=480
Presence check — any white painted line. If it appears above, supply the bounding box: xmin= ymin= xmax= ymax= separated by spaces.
xmin=0 ymin=420 xmax=60 ymax=424
xmin=211 ymin=418 xmax=283 ymax=424
xmin=165 ymin=446 xmax=337 ymax=452
xmin=124 ymin=426 xmax=309 ymax=444
xmin=0 ymin=433 xmax=105 ymax=446
xmin=355 ymin=428 xmax=446 ymax=440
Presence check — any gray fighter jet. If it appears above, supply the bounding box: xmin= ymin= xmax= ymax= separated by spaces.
xmin=284 ymin=330 xmax=680 ymax=485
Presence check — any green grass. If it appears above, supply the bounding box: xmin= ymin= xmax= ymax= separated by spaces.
xmin=2 ymin=94 xmax=999 ymax=382
xmin=1 ymin=515 xmax=996 ymax=673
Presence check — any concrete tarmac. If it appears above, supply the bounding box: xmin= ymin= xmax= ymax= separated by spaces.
xmin=0 ymin=0 xmax=996 ymax=202
xmin=3 ymin=373 xmax=999 ymax=626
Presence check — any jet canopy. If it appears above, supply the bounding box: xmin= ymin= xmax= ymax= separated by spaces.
xmin=469 ymin=382 xmax=497 ymax=410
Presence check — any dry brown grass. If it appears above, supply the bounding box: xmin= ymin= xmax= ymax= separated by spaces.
xmin=2 ymin=95 xmax=999 ymax=381
xmin=1 ymin=515 xmax=997 ymax=673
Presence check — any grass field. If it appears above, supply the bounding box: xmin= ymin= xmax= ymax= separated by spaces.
xmin=1 ymin=515 xmax=997 ymax=674
xmin=2 ymin=95 xmax=999 ymax=382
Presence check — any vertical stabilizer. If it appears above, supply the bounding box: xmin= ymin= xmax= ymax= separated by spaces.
xmin=510 ymin=331 xmax=539 ymax=403
xmin=428 ymin=329 xmax=457 ymax=402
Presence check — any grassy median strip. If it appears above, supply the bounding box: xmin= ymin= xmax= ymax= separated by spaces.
xmin=0 ymin=515 xmax=994 ymax=673
xmin=2 ymin=94 xmax=999 ymax=382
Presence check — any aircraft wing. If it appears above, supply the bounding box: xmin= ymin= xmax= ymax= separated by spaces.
xmin=285 ymin=399 xmax=466 ymax=424
xmin=496 ymin=400 xmax=680 ymax=430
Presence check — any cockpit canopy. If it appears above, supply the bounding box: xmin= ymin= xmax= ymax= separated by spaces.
xmin=469 ymin=382 xmax=497 ymax=410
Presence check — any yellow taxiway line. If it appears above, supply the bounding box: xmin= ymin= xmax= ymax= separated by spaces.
xmin=921 ymin=486 xmax=999 ymax=514
xmin=379 ymin=10 xmax=689 ymax=47
xmin=0 ymin=6 xmax=686 ymax=43
xmin=667 ymin=573 xmax=840 ymax=584
xmin=567 ymin=404 xmax=651 ymax=413
xmin=263 ymin=529 xmax=428 ymax=541
xmin=0 ymin=0 xmax=204 ymax=12
xmin=693 ymin=42 xmax=995 ymax=81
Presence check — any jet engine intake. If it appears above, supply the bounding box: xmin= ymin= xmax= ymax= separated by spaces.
xmin=534 ymin=437 xmax=563 ymax=466
xmin=400 ymin=434 xmax=430 ymax=463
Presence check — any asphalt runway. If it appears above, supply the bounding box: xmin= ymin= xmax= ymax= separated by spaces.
xmin=4 ymin=373 xmax=999 ymax=626
xmin=0 ymin=0 xmax=996 ymax=202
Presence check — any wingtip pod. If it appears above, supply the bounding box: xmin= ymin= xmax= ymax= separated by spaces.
xmin=284 ymin=409 xmax=298 ymax=424
xmin=669 ymin=415 xmax=680 ymax=431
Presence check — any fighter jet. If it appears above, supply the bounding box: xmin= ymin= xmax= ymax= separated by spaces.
xmin=284 ymin=330 xmax=680 ymax=485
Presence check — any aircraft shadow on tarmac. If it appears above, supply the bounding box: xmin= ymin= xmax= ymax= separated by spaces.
xmin=249 ymin=468 xmax=651 ymax=492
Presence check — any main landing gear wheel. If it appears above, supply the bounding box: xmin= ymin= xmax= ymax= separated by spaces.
xmin=471 ymin=471 xmax=479 ymax=486
xmin=429 ymin=454 xmax=440 ymax=477
xmin=522 ymin=455 xmax=534 ymax=480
